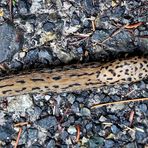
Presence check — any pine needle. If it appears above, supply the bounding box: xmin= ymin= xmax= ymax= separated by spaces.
xmin=14 ymin=127 xmax=22 ymax=148
xmin=91 ymin=98 xmax=148 ymax=109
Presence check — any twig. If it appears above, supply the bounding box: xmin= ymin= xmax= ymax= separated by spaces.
xmin=8 ymin=0 xmax=13 ymax=21
xmin=125 ymin=22 xmax=143 ymax=29
xmin=14 ymin=127 xmax=22 ymax=148
xmin=91 ymin=20 xmax=96 ymax=32
xmin=73 ymin=33 xmax=92 ymax=37
xmin=76 ymin=125 xmax=80 ymax=142
xmin=129 ymin=110 xmax=135 ymax=127
xmin=91 ymin=98 xmax=148 ymax=109
xmin=14 ymin=122 xmax=29 ymax=127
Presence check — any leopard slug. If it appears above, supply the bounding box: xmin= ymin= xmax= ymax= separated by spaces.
xmin=0 ymin=56 xmax=147 ymax=97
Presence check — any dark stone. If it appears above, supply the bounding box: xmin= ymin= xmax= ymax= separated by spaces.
xmin=0 ymin=124 xmax=15 ymax=141
xmin=139 ymin=104 xmax=147 ymax=113
xmin=87 ymin=136 xmax=104 ymax=148
xmin=104 ymin=140 xmax=115 ymax=148
xmin=43 ymin=21 xmax=55 ymax=32
xmin=0 ymin=23 xmax=22 ymax=63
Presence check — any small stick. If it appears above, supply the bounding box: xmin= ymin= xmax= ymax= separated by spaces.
xmin=8 ymin=0 xmax=13 ymax=21
xmin=76 ymin=125 xmax=80 ymax=142
xmin=91 ymin=20 xmax=96 ymax=32
xmin=14 ymin=127 xmax=22 ymax=148
xmin=125 ymin=22 xmax=143 ymax=29
xmin=91 ymin=98 xmax=148 ymax=109
xmin=14 ymin=122 xmax=29 ymax=127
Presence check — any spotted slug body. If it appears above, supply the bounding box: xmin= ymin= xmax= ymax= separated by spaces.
xmin=0 ymin=56 xmax=147 ymax=97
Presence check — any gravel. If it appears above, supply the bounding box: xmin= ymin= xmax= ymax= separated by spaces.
xmin=0 ymin=0 xmax=148 ymax=147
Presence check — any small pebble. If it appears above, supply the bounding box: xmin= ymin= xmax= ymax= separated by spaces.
xmin=67 ymin=126 xmax=77 ymax=135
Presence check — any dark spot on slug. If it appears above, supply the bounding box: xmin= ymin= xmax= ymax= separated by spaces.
xmin=96 ymin=71 xmax=100 ymax=78
xmin=85 ymin=82 xmax=101 ymax=86
xmin=115 ymin=65 xmax=122 ymax=68
xmin=62 ymin=83 xmax=81 ymax=89
xmin=31 ymin=78 xmax=44 ymax=82
xmin=52 ymin=76 xmax=61 ymax=80
xmin=143 ymin=60 xmax=147 ymax=64
xmin=87 ymin=72 xmax=95 ymax=76
xmin=140 ymin=63 xmax=143 ymax=68
xmin=2 ymin=90 xmax=12 ymax=94
xmin=0 ymin=76 xmax=14 ymax=81
xmin=133 ymin=61 xmax=137 ymax=64
xmin=77 ymin=73 xmax=91 ymax=77
xmin=32 ymin=87 xmax=40 ymax=90
xmin=69 ymin=74 xmax=77 ymax=77
xmin=16 ymin=80 xmax=26 ymax=84
xmin=0 ymin=84 xmax=14 ymax=88
xmin=53 ymin=85 xmax=59 ymax=88
xmin=113 ymin=80 xmax=120 ymax=83
xmin=108 ymin=69 xmax=116 ymax=76
xmin=68 ymin=83 xmax=81 ymax=87
xmin=107 ymin=78 xmax=113 ymax=80
xmin=135 ymin=67 xmax=138 ymax=71
xmin=121 ymin=78 xmax=126 ymax=81
xmin=22 ymin=87 xmax=27 ymax=91
xmin=127 ymin=77 xmax=132 ymax=81
xmin=139 ymin=73 xmax=143 ymax=77
xmin=15 ymin=87 xmax=26 ymax=92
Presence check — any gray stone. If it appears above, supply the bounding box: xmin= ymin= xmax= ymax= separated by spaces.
xmin=67 ymin=126 xmax=77 ymax=134
xmin=81 ymin=107 xmax=91 ymax=116
xmin=36 ymin=116 xmax=57 ymax=130
xmin=104 ymin=140 xmax=115 ymax=148
xmin=111 ymin=125 xmax=120 ymax=134
xmin=46 ymin=139 xmax=55 ymax=148
xmin=43 ymin=21 xmax=55 ymax=32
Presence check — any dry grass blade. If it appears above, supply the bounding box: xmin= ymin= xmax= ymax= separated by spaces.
xmin=91 ymin=98 xmax=148 ymax=109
